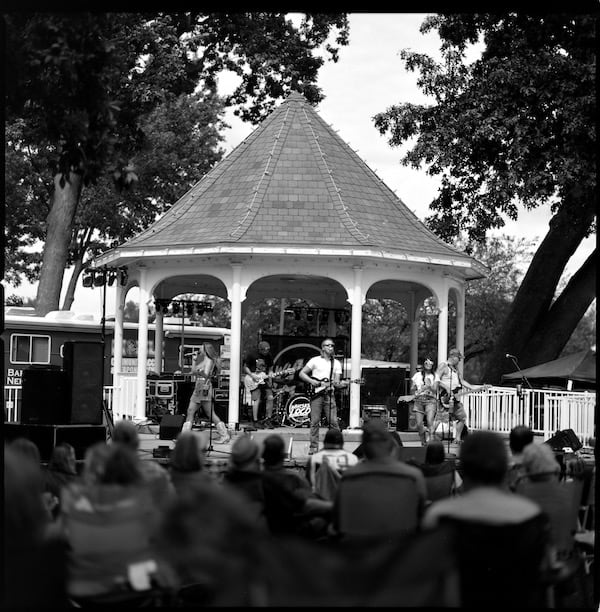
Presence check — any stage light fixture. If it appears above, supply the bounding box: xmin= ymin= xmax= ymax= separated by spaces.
xmin=82 ymin=269 xmax=94 ymax=288
xmin=306 ymin=308 xmax=314 ymax=322
xmin=118 ymin=267 xmax=128 ymax=286
xmin=294 ymin=308 xmax=301 ymax=320
xmin=107 ymin=270 xmax=117 ymax=286
xmin=186 ymin=303 xmax=195 ymax=317
xmin=93 ymin=269 xmax=106 ymax=287
xmin=171 ymin=301 xmax=180 ymax=315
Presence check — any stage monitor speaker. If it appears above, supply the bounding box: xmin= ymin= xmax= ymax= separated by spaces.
xmin=21 ymin=368 xmax=70 ymax=425
xmin=214 ymin=401 xmax=229 ymax=423
xmin=159 ymin=414 xmax=185 ymax=440
xmin=544 ymin=428 xmax=583 ymax=452
xmin=4 ymin=423 xmax=107 ymax=461
xmin=63 ymin=341 xmax=104 ymax=424
xmin=398 ymin=446 xmax=427 ymax=465
xmin=395 ymin=399 xmax=418 ymax=432
xmin=361 ymin=367 xmax=405 ymax=405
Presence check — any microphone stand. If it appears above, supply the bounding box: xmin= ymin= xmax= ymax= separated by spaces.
xmin=327 ymin=357 xmax=335 ymax=430
xmin=507 ymin=355 xmax=533 ymax=428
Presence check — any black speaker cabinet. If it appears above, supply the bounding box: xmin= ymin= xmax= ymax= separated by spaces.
xmin=63 ymin=341 xmax=104 ymax=424
xmin=159 ymin=414 xmax=185 ymax=440
xmin=395 ymin=399 xmax=419 ymax=432
xmin=544 ymin=428 xmax=583 ymax=452
xmin=361 ymin=367 xmax=406 ymax=405
xmin=176 ymin=381 xmax=195 ymax=415
xmin=4 ymin=423 xmax=107 ymax=461
xmin=21 ymin=368 xmax=70 ymax=425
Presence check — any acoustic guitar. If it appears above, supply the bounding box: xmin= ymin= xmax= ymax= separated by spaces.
xmin=307 ymin=377 xmax=365 ymax=399
xmin=244 ymin=368 xmax=295 ymax=393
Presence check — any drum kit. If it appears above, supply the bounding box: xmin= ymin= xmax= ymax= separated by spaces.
xmin=272 ymin=385 xmax=312 ymax=427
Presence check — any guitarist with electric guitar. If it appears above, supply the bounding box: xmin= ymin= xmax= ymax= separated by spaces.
xmin=431 ymin=348 xmax=491 ymax=444
xmin=243 ymin=340 xmax=278 ymax=429
xmin=299 ymin=338 xmax=354 ymax=455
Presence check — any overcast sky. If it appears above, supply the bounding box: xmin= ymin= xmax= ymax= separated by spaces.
xmin=7 ymin=13 xmax=594 ymax=314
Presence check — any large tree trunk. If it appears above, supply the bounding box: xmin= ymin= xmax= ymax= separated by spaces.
xmin=61 ymin=256 xmax=85 ymax=311
xmin=522 ymin=249 xmax=596 ymax=364
xmin=35 ymin=172 xmax=82 ymax=316
xmin=483 ymin=199 xmax=595 ymax=384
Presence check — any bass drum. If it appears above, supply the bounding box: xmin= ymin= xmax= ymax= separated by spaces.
xmin=284 ymin=394 xmax=311 ymax=427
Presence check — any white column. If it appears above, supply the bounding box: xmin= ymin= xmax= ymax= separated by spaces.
xmin=228 ymin=263 xmax=243 ymax=426
xmin=455 ymin=285 xmax=466 ymax=377
xmin=408 ymin=291 xmax=418 ymax=374
xmin=113 ymin=283 xmax=125 ymax=418
xmin=136 ymin=268 xmax=150 ymax=420
xmin=349 ymin=266 xmax=363 ymax=428
xmin=154 ymin=308 xmax=164 ymax=374
xmin=436 ymin=284 xmax=449 ymax=367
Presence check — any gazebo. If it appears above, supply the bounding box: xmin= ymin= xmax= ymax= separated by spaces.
xmin=93 ymin=91 xmax=487 ymax=427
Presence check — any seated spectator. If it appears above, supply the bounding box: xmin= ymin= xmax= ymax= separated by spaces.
xmin=112 ymin=419 xmax=175 ymax=508
xmin=422 ymin=430 xmax=549 ymax=608
xmin=507 ymin=424 xmax=535 ymax=490
xmin=331 ymin=419 xmax=427 ymax=541
xmin=169 ymin=431 xmax=214 ymax=495
xmin=305 ymin=429 xmax=358 ymax=500
xmin=43 ymin=443 xmax=79 ymax=520
xmin=3 ymin=444 xmax=69 ymax=609
xmin=415 ymin=440 xmax=463 ymax=503
xmin=352 ymin=425 xmax=403 ymax=460
xmin=261 ymin=434 xmax=332 ymax=538
xmin=222 ymin=435 xmax=267 ymax=530
xmin=59 ymin=443 xmax=172 ymax=601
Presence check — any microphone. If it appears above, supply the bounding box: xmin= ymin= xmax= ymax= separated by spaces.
xmin=505 ymin=353 xmax=517 ymax=359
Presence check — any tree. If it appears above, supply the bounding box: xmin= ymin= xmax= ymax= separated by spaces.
xmin=5 ymin=13 xmax=349 ymax=315
xmin=373 ymin=14 xmax=596 ymax=383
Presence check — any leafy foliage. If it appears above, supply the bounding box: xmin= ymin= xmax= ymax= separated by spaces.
xmin=373 ymin=14 xmax=596 ymax=381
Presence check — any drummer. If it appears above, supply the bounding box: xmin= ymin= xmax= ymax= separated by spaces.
xmin=272 ymin=358 xmax=306 ymax=399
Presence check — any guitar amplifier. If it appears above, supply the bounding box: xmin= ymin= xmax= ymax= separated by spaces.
xmin=362 ymin=405 xmax=388 ymax=423
xmin=148 ymin=380 xmax=175 ymax=399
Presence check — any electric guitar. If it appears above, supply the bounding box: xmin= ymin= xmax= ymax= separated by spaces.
xmin=244 ymin=368 xmax=295 ymax=392
xmin=307 ymin=377 xmax=365 ymax=399
xmin=438 ymin=384 xmax=492 ymax=409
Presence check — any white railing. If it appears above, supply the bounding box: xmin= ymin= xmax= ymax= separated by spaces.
xmin=464 ymin=386 xmax=596 ymax=444
xmin=5 ymin=382 xmax=596 ymax=444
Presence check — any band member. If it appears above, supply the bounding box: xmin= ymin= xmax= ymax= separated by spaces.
xmin=243 ymin=341 xmax=275 ymax=428
xmin=433 ymin=347 xmax=488 ymax=444
xmin=410 ymin=357 xmax=437 ymax=446
xmin=299 ymin=339 xmax=348 ymax=455
xmin=182 ymin=343 xmax=230 ymax=443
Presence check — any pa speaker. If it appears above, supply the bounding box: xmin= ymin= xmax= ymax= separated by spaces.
xmin=361 ymin=367 xmax=405 ymax=404
xmin=21 ymin=368 xmax=70 ymax=424
xmin=63 ymin=341 xmax=104 ymax=424
xmin=544 ymin=428 xmax=583 ymax=452
xmin=159 ymin=414 xmax=185 ymax=440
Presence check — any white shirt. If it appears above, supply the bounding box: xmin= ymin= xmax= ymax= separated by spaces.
xmin=304 ymin=355 xmax=342 ymax=382
xmin=411 ymin=370 xmax=436 ymax=397
xmin=306 ymin=448 xmax=359 ymax=490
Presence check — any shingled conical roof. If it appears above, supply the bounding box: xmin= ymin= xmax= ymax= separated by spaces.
xmin=124 ymin=91 xmax=470 ymax=263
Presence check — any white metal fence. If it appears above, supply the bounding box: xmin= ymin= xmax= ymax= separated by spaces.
xmin=4 ymin=382 xmax=596 ymax=444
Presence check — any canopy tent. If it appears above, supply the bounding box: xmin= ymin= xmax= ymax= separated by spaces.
xmin=502 ymin=349 xmax=596 ymax=390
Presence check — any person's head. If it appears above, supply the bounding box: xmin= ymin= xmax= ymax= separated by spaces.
xmin=447 ymin=348 xmax=463 ymax=366
xmin=258 ymin=341 xmax=270 ymax=355
xmin=230 ymin=434 xmax=261 ymax=471
xmin=423 ymin=357 xmax=435 ymax=372
xmin=425 ymin=440 xmax=446 ymax=465
xmin=321 ymin=338 xmax=336 ymax=358
xmin=509 ymin=425 xmax=534 ymax=455
xmin=82 ymin=441 xmax=112 ymax=485
xmin=323 ymin=429 xmax=344 ymax=450
xmin=459 ymin=430 xmax=508 ymax=488
xmin=48 ymin=442 xmax=77 ymax=475
xmin=9 ymin=437 xmax=41 ymax=466
xmin=361 ymin=419 xmax=394 ymax=460
xmin=262 ymin=434 xmax=286 ymax=467
xmin=521 ymin=443 xmax=560 ymax=481
xmin=204 ymin=342 xmax=219 ymax=361
xmin=99 ymin=444 xmax=142 ymax=485
xmin=171 ymin=431 xmax=206 ymax=473
xmin=112 ymin=419 xmax=140 ymax=451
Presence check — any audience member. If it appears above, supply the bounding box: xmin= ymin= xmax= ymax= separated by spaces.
xmin=169 ymin=431 xmax=215 ymax=495
xmin=507 ymin=424 xmax=535 ymax=490
xmin=421 ymin=430 xmax=549 ymax=608
xmin=4 ymin=444 xmax=69 ymax=608
xmin=261 ymin=434 xmax=332 ymax=538
xmin=305 ymin=429 xmax=358 ymax=490
xmin=331 ymin=419 xmax=427 ymax=540
xmin=43 ymin=443 xmax=79 ymax=520
xmin=60 ymin=443 xmax=171 ymax=601
xmin=222 ymin=434 xmax=268 ymax=529
xmin=112 ymin=419 xmax=175 ymax=508
xmin=415 ymin=440 xmax=463 ymax=502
